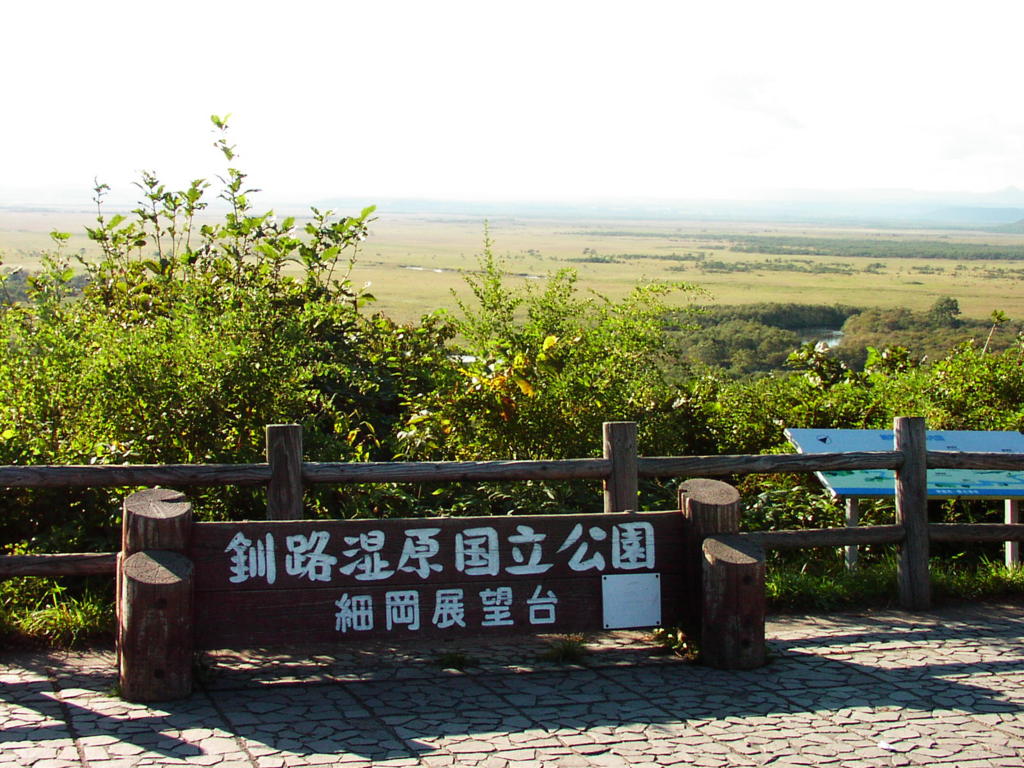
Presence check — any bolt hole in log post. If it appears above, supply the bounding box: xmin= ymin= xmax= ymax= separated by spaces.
xmin=117 ymin=489 xmax=194 ymax=702
xmin=678 ymin=479 xmax=766 ymax=669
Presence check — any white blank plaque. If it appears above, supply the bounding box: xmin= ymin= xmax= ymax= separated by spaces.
xmin=601 ymin=573 xmax=661 ymax=629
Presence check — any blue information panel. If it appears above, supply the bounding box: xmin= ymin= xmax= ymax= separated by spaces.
xmin=785 ymin=428 xmax=1024 ymax=499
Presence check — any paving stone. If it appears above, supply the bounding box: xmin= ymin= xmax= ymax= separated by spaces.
xmin=4 ymin=603 xmax=1024 ymax=768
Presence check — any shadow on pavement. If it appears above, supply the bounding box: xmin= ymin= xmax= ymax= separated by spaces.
xmin=2 ymin=620 xmax=1021 ymax=762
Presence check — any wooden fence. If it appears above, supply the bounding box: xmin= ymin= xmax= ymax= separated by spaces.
xmin=3 ymin=417 xmax=1024 ymax=613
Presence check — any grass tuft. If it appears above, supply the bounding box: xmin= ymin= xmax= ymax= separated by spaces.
xmin=539 ymin=634 xmax=588 ymax=664
xmin=1 ymin=577 xmax=114 ymax=649
xmin=15 ymin=592 xmax=115 ymax=647
xmin=650 ymin=627 xmax=700 ymax=661
xmin=767 ymin=557 xmax=1024 ymax=612
xmin=434 ymin=650 xmax=477 ymax=670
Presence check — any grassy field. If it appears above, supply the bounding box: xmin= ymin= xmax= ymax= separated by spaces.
xmin=3 ymin=209 xmax=1024 ymax=323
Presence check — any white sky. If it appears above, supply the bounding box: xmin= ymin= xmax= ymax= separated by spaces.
xmin=4 ymin=0 xmax=1024 ymax=205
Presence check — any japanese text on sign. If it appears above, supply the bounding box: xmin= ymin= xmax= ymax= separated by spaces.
xmin=223 ymin=521 xmax=656 ymax=586
xmin=333 ymin=584 xmax=559 ymax=634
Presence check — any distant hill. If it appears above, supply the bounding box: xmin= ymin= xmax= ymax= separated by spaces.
xmin=990 ymin=218 xmax=1024 ymax=234
xmin=308 ymin=195 xmax=1024 ymax=229
xmin=924 ymin=206 xmax=1024 ymax=227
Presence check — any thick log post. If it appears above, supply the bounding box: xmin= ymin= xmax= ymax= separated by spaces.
xmin=702 ymin=534 xmax=766 ymax=669
xmin=118 ymin=488 xmax=192 ymax=655
xmin=894 ymin=416 xmax=930 ymax=610
xmin=679 ymin=479 xmax=741 ymax=537
xmin=122 ymin=488 xmax=192 ymax=554
xmin=118 ymin=488 xmax=194 ymax=701
xmin=603 ymin=422 xmax=638 ymax=513
xmin=266 ymin=424 xmax=304 ymax=520
xmin=119 ymin=551 xmax=194 ymax=701
xmin=678 ymin=478 xmax=741 ymax=637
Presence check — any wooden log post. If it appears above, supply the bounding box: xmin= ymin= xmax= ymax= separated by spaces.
xmin=845 ymin=497 xmax=860 ymax=570
xmin=266 ymin=424 xmax=304 ymax=520
xmin=603 ymin=421 xmax=638 ymax=513
xmin=118 ymin=488 xmax=194 ymax=702
xmin=678 ymin=478 xmax=741 ymax=638
xmin=1008 ymin=500 xmax=1021 ymax=569
xmin=702 ymin=534 xmax=766 ymax=669
xmin=894 ymin=416 xmax=931 ymax=610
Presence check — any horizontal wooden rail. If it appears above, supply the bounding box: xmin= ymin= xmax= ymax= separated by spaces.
xmin=0 ymin=464 xmax=270 ymax=488
xmin=741 ymin=522 xmax=1024 ymax=550
xmin=0 ymin=553 xmax=117 ymax=577
xmin=3 ymin=451 xmax=1022 ymax=490
xmin=742 ymin=524 xmax=905 ymax=549
xmin=926 ymin=451 xmax=1024 ymax=471
xmin=929 ymin=523 xmax=1024 ymax=543
xmin=4 ymin=419 xmax=1024 ymax=583
xmin=303 ymin=458 xmax=611 ymax=483
xmin=638 ymin=451 xmax=901 ymax=477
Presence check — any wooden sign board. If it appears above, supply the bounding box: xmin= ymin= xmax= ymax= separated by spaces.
xmin=189 ymin=511 xmax=685 ymax=648
xmin=786 ymin=428 xmax=1024 ymax=498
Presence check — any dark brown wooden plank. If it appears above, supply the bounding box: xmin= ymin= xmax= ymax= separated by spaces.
xmin=926 ymin=451 xmax=1024 ymax=470
xmin=637 ymin=451 xmax=902 ymax=478
xmin=0 ymin=464 xmax=270 ymax=488
xmin=742 ymin=524 xmax=904 ymax=549
xmin=0 ymin=553 xmax=117 ymax=577
xmin=189 ymin=510 xmax=687 ymax=648
xmin=928 ymin=523 xmax=1024 ymax=543
xmin=301 ymin=458 xmax=611 ymax=484
xmin=1 ymin=449 xmax=1018 ymax=490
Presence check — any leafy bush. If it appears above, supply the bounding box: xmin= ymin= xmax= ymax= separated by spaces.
xmin=0 ymin=116 xmax=453 ymax=551
xmin=396 ymin=238 xmax=703 ymax=513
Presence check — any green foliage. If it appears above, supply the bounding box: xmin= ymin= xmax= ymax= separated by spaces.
xmin=14 ymin=589 xmax=114 ymax=647
xmin=926 ymin=342 xmax=1024 ymax=430
xmin=767 ymin=557 xmax=1024 ymax=612
xmin=931 ymin=557 xmax=1024 ymax=600
xmin=675 ymin=319 xmax=801 ymax=376
xmin=1 ymin=577 xmax=113 ymax=647
xmin=835 ymin=303 xmax=1018 ymax=368
xmin=668 ymin=303 xmax=857 ymax=378
xmin=399 ymin=238 xmax=700 ymax=463
xmin=681 ymin=302 xmax=858 ymax=331
xmin=0 ymin=116 xmax=453 ymax=551
xmin=928 ymin=296 xmax=962 ymax=328
xmin=766 ymin=559 xmax=900 ymax=611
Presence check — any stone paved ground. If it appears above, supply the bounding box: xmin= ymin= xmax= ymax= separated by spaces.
xmin=2 ymin=601 xmax=1022 ymax=767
